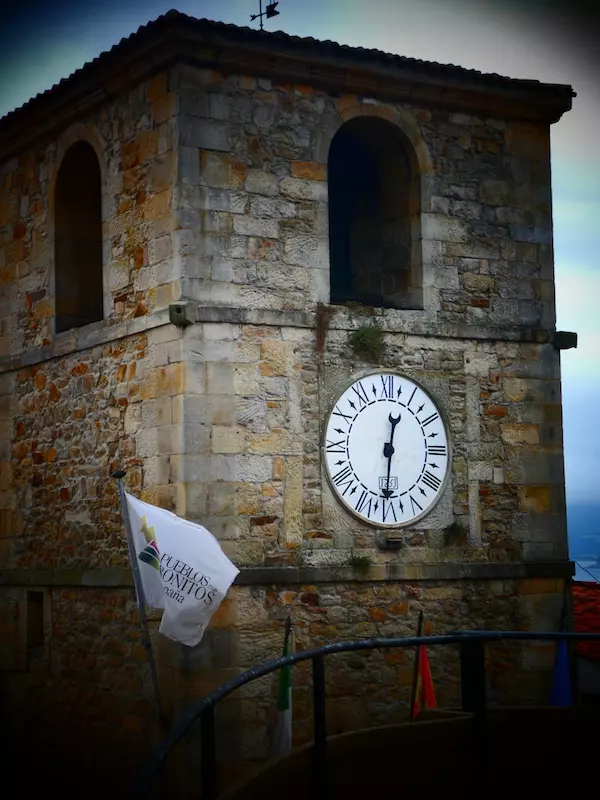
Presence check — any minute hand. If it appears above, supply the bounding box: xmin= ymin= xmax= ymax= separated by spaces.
xmin=382 ymin=413 xmax=401 ymax=498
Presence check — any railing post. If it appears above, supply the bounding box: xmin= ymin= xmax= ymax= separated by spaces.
xmin=200 ymin=706 xmax=217 ymax=800
xmin=460 ymin=637 xmax=487 ymax=790
xmin=460 ymin=637 xmax=487 ymax=716
xmin=312 ymin=654 xmax=328 ymax=800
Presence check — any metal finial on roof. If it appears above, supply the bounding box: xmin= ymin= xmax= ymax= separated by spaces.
xmin=250 ymin=0 xmax=280 ymax=31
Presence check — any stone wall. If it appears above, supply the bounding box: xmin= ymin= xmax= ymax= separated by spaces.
xmin=0 ymin=70 xmax=189 ymax=778
xmin=173 ymin=64 xmax=555 ymax=331
xmin=2 ymin=582 xmax=164 ymax=795
xmin=178 ymin=316 xmax=566 ymax=567
xmin=0 ymin=318 xmax=188 ymax=786
xmin=157 ymin=574 xmax=563 ymax=793
xmin=168 ymin=61 xmax=566 ymax=564
xmin=0 ymin=63 xmax=565 ymax=571
xmin=0 ymin=68 xmax=178 ymax=360
xmin=0 ymin=57 xmax=571 ymax=791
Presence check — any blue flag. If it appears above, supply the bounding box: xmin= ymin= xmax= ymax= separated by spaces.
xmin=549 ymin=639 xmax=572 ymax=706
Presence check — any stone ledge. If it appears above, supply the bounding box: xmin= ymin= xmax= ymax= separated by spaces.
xmin=195 ymin=305 xmax=314 ymax=330
xmin=0 ymin=561 xmax=574 ymax=588
xmin=0 ymin=309 xmax=172 ymax=374
xmin=0 ymin=569 xmax=135 ymax=588
xmin=236 ymin=561 xmax=574 ymax=584
xmin=194 ymin=304 xmax=554 ymax=345
xmin=0 ymin=303 xmax=556 ymax=373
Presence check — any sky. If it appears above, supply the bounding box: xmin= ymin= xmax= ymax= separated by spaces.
xmin=0 ymin=0 xmax=598 ymax=512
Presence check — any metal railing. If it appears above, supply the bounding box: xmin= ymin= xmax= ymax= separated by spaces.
xmin=134 ymin=630 xmax=600 ymax=799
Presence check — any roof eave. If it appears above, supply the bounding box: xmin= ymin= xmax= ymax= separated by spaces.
xmin=0 ymin=18 xmax=574 ymax=163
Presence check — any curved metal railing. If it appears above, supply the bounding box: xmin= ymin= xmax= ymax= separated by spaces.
xmin=134 ymin=630 xmax=600 ymax=798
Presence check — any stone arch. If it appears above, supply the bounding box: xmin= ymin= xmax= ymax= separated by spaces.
xmin=54 ymin=139 xmax=104 ymax=332
xmin=315 ymin=101 xmax=433 ymax=179
xmin=327 ymin=107 xmax=426 ymax=309
xmin=54 ymin=122 xmax=107 ymax=177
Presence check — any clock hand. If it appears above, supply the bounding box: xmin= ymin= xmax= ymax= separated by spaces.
xmin=382 ymin=412 xmax=401 ymax=458
xmin=382 ymin=412 xmax=401 ymax=498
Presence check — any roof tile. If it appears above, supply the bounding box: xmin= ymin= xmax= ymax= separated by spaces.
xmin=1 ymin=9 xmax=573 ymax=125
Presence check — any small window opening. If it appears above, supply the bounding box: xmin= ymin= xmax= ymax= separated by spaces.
xmin=55 ymin=141 xmax=103 ymax=333
xmin=328 ymin=116 xmax=422 ymax=309
xmin=27 ymin=591 xmax=44 ymax=649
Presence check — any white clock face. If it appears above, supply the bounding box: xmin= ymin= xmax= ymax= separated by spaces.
xmin=323 ymin=373 xmax=450 ymax=528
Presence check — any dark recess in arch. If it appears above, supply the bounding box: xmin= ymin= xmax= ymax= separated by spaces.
xmin=55 ymin=141 xmax=103 ymax=333
xmin=328 ymin=116 xmax=422 ymax=310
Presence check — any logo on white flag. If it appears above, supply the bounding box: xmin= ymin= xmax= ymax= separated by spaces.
xmin=137 ymin=515 xmax=218 ymax=607
xmin=125 ymin=493 xmax=239 ymax=647
xmin=138 ymin=516 xmax=161 ymax=571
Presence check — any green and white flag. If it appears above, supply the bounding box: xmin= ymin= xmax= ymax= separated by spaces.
xmin=272 ymin=615 xmax=294 ymax=756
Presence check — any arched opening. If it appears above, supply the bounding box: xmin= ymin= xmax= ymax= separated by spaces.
xmin=55 ymin=141 xmax=103 ymax=333
xmin=328 ymin=117 xmax=422 ymax=309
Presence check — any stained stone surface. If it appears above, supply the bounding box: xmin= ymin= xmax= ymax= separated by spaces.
xmin=0 ymin=56 xmax=571 ymax=791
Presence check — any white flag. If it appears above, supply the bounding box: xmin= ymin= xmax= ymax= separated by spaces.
xmin=125 ymin=492 xmax=239 ymax=647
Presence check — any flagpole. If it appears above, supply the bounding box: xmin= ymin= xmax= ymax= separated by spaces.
xmin=273 ymin=611 xmax=293 ymax=756
xmin=112 ymin=469 xmax=166 ymax=728
xmin=409 ymin=610 xmax=424 ymax=722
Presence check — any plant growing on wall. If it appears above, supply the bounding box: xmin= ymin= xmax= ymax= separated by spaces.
xmin=350 ymin=550 xmax=372 ymax=575
xmin=348 ymin=319 xmax=386 ymax=363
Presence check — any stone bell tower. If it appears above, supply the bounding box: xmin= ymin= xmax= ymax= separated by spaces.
xmin=0 ymin=11 xmax=575 ymax=791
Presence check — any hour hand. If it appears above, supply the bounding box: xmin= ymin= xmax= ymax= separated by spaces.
xmin=388 ymin=412 xmax=401 ymax=437
xmin=381 ymin=412 xmax=401 ymax=497
xmin=382 ymin=412 xmax=401 ymax=458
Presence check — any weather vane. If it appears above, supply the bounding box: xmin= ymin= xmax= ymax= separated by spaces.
xmin=250 ymin=0 xmax=280 ymax=31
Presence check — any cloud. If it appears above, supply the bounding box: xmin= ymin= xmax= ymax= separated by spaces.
xmin=553 ymin=197 xmax=600 ymax=270
xmin=556 ymin=269 xmax=600 ymax=325
xmin=563 ymin=374 xmax=600 ymax=503
xmin=556 ymin=265 xmax=599 ymax=504
xmin=555 ymin=269 xmax=600 ymax=373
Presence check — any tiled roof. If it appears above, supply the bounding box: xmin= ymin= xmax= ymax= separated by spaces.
xmin=1 ymin=9 xmax=574 ymax=127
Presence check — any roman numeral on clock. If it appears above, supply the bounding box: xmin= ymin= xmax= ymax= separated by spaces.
xmin=351 ymin=381 xmax=369 ymax=407
xmin=326 ymin=439 xmax=346 ymax=454
xmin=332 ymin=465 xmax=353 ymax=489
xmin=421 ymin=471 xmax=442 ymax=492
xmin=428 ymin=445 xmax=447 ymax=456
xmin=380 ymin=374 xmax=394 ymax=399
xmin=381 ymin=500 xmax=397 ymax=523
xmin=332 ymin=406 xmax=352 ymax=423
xmin=420 ymin=413 xmax=439 ymax=428
xmin=409 ymin=494 xmax=423 ymax=515
xmin=355 ymin=490 xmax=373 ymax=518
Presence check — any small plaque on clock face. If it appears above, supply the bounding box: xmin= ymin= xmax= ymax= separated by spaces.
xmin=323 ymin=372 xmax=450 ymax=528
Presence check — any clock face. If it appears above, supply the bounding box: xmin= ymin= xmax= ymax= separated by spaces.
xmin=323 ymin=372 xmax=450 ymax=528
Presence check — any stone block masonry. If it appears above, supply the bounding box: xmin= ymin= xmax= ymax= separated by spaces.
xmin=173 ymin=317 xmax=566 ymax=569
xmin=0 ymin=68 xmax=179 ymax=360
xmin=0 ymin=37 xmax=572 ymax=794
xmin=2 ymin=584 xmax=164 ymax=795
xmin=162 ymin=575 xmax=564 ymax=788
xmin=172 ymin=70 xmax=555 ymax=334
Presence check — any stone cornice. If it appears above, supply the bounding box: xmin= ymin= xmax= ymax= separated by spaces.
xmin=0 ymin=14 xmax=573 ymax=163
xmin=0 ymin=308 xmax=172 ymax=374
xmin=0 ymin=303 xmax=558 ymax=375
xmin=0 ymin=561 xmax=574 ymax=588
